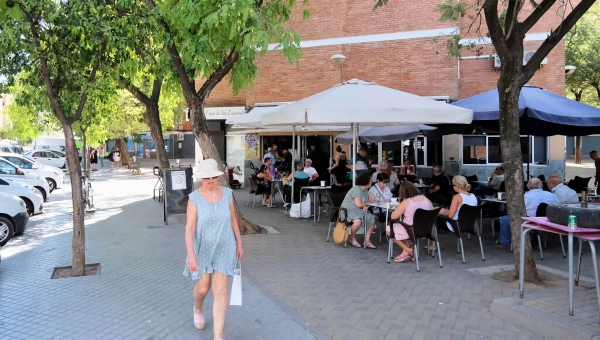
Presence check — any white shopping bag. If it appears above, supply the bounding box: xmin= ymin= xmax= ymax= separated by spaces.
xmin=230 ymin=260 xmax=242 ymax=306
xmin=289 ymin=194 xmax=311 ymax=218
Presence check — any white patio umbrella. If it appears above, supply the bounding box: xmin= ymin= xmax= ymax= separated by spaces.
xmin=261 ymin=79 xmax=473 ymax=189
xmin=335 ymin=125 xmax=437 ymax=144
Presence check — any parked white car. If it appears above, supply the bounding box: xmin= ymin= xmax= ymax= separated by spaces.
xmin=0 ymin=153 xmax=64 ymax=192
xmin=0 ymin=178 xmax=44 ymax=215
xmin=0 ymin=158 xmax=50 ymax=201
xmin=24 ymin=150 xmax=66 ymax=169
xmin=0 ymin=192 xmax=29 ymax=246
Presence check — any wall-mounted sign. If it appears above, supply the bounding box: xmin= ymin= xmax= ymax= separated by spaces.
xmin=204 ymin=106 xmax=246 ymax=120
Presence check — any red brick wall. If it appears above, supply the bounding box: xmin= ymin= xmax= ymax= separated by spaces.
xmin=197 ymin=1 xmax=568 ymax=110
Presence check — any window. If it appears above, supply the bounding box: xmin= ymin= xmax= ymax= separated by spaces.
xmin=462 ymin=135 xmax=548 ymax=165
xmin=5 ymin=157 xmax=32 ymax=169
xmin=383 ymin=136 xmax=443 ymax=167
xmin=0 ymin=160 xmax=17 ymax=175
xmin=33 ymin=152 xmax=43 ymax=157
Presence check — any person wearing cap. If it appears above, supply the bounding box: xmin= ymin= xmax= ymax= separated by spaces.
xmin=184 ymin=159 xmax=243 ymax=339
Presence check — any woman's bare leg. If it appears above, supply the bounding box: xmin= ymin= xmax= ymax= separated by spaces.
xmin=212 ymin=271 xmax=229 ymax=339
xmin=350 ymin=219 xmax=362 ymax=243
xmin=365 ymin=223 xmax=375 ymax=244
xmin=194 ymin=274 xmax=211 ymax=314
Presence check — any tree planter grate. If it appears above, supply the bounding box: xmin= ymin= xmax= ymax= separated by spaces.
xmin=51 ymin=263 xmax=101 ymax=279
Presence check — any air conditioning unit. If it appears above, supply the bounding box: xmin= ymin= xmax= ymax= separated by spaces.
xmin=494 ymin=50 xmax=548 ymax=69
xmin=177 ymin=133 xmax=185 ymax=141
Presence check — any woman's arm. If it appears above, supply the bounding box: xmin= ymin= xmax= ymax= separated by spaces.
xmin=368 ymin=189 xmax=376 ymax=202
xmin=445 ymin=195 xmax=462 ymax=218
xmin=390 ymin=199 xmax=409 ymax=220
xmin=328 ymin=154 xmax=340 ymax=170
xmin=230 ymin=200 xmax=244 ymax=260
xmin=185 ymin=199 xmax=198 ymax=272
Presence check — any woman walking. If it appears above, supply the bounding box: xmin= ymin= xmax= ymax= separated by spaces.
xmin=184 ymin=159 xmax=243 ymax=340
xmin=113 ymin=147 xmax=121 ymax=169
xmin=97 ymin=146 xmax=104 ymax=168
xmin=90 ymin=149 xmax=98 ymax=171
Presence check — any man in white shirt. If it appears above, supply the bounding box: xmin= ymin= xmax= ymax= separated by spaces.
xmin=304 ymin=158 xmax=319 ymax=184
xmin=498 ymin=178 xmax=559 ymax=248
xmin=547 ymin=176 xmax=579 ymax=203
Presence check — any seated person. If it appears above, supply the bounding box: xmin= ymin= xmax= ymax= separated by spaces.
xmin=263 ymin=157 xmax=273 ymax=176
xmin=340 ymin=172 xmax=377 ymax=249
xmin=432 ymin=175 xmax=478 ymax=250
xmin=388 ymin=182 xmax=434 ymax=262
xmin=475 ymin=165 xmax=505 ymax=197
xmin=303 ymin=158 xmax=320 ymax=185
xmin=256 ymin=164 xmax=273 ymax=206
xmin=282 ymin=164 xmax=309 ymax=203
xmin=497 ymin=178 xmax=559 ymax=248
xmin=547 ymin=175 xmax=579 ymax=203
xmin=400 ymin=160 xmax=415 ymax=175
xmin=368 ymin=173 xmax=393 ymax=222
xmin=426 ymin=164 xmax=451 ymax=205
xmin=372 ymin=160 xmax=400 ymax=192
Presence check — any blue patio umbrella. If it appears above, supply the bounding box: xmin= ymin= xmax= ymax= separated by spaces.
xmin=450 ymin=85 xmax=600 ymax=136
xmin=426 ymin=85 xmax=600 ymax=176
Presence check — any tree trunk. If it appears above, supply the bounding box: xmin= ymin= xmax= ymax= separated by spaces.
xmin=146 ymin=103 xmax=170 ymax=169
xmin=134 ymin=142 xmax=141 ymax=174
xmin=117 ymin=137 xmax=132 ymax=169
xmin=82 ymin=130 xmax=89 ymax=179
xmin=498 ymin=58 xmax=540 ymax=283
xmin=575 ymin=136 xmax=582 ymax=164
xmin=190 ymin=99 xmax=265 ymax=235
xmin=63 ymin=124 xmax=86 ymax=277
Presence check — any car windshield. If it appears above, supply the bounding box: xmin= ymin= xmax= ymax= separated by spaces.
xmin=23 ymin=155 xmax=42 ymax=166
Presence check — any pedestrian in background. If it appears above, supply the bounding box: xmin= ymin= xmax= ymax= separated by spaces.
xmin=108 ymin=148 xmax=115 ymax=167
xmin=90 ymin=149 xmax=98 ymax=171
xmin=184 ymin=159 xmax=243 ymax=340
xmin=114 ymin=147 xmax=121 ymax=168
xmin=97 ymin=146 xmax=104 ymax=168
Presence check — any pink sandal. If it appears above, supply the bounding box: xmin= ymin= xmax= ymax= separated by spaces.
xmin=365 ymin=242 xmax=377 ymax=249
xmin=394 ymin=254 xmax=412 ymax=262
xmin=193 ymin=310 xmax=205 ymax=330
xmin=350 ymin=239 xmax=361 ymax=248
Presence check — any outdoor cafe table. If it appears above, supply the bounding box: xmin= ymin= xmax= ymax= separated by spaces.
xmin=519 ymin=217 xmax=600 ymax=317
xmin=365 ymin=201 xmax=398 ymax=254
xmin=299 ymin=186 xmax=331 ymax=223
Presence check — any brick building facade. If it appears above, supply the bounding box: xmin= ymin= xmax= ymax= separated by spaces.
xmin=188 ymin=1 xmax=570 ymax=181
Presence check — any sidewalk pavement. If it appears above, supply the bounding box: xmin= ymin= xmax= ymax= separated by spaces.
xmin=0 ymin=170 xmax=316 ymax=340
xmin=2 ymin=165 xmax=599 ymax=339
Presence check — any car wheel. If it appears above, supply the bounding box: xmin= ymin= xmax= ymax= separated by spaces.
xmin=46 ymin=178 xmax=56 ymax=193
xmin=35 ymin=186 xmax=47 ymax=202
xmin=21 ymin=197 xmax=34 ymax=217
xmin=0 ymin=217 xmax=14 ymax=247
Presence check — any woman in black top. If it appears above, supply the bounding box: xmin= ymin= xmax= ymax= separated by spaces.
xmin=328 ymin=145 xmax=347 ymax=186
xmin=90 ymin=149 xmax=98 ymax=171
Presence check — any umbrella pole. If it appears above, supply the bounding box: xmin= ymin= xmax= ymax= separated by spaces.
xmin=352 ymin=123 xmax=356 ymax=186
xmin=414 ymin=137 xmax=418 ymax=175
xmin=527 ymin=135 xmax=531 ymax=179
xmin=291 ymin=125 xmax=295 ymax=205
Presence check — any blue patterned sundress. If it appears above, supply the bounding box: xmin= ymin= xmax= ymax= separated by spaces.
xmin=183 ymin=187 xmax=237 ymax=279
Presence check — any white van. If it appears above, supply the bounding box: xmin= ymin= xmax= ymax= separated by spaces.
xmin=33 ymin=137 xmax=66 ymax=153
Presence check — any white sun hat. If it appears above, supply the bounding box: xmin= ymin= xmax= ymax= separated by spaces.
xmin=192 ymin=159 xmax=224 ymax=179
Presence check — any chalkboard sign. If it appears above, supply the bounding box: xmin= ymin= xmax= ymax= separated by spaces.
xmin=163 ymin=167 xmax=194 ymax=224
